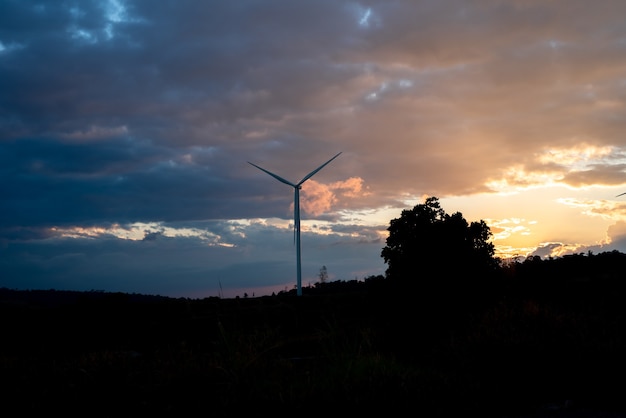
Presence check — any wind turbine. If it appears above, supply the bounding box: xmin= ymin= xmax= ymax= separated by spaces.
xmin=248 ymin=152 xmax=342 ymax=296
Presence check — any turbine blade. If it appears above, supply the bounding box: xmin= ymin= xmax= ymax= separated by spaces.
xmin=248 ymin=162 xmax=297 ymax=187
xmin=617 ymin=192 xmax=626 ymax=197
xmin=297 ymin=152 xmax=342 ymax=186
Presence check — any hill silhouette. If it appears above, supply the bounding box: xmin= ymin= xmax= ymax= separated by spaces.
xmin=2 ymin=251 xmax=626 ymax=417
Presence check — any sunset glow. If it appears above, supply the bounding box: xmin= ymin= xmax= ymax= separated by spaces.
xmin=3 ymin=1 xmax=626 ymax=298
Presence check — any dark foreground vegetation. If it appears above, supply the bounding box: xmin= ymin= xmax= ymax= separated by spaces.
xmin=2 ymin=255 xmax=626 ymax=418
xmin=3 ymin=197 xmax=626 ymax=417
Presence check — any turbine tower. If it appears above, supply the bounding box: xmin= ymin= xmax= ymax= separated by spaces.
xmin=249 ymin=152 xmax=342 ymax=296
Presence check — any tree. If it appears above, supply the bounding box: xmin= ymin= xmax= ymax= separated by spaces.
xmin=381 ymin=196 xmax=499 ymax=294
xmin=318 ymin=265 xmax=328 ymax=284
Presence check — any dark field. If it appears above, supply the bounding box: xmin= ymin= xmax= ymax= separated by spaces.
xmin=2 ymin=278 xmax=626 ymax=417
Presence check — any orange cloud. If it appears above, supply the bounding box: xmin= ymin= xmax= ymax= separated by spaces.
xmin=330 ymin=177 xmax=370 ymax=198
xmin=300 ymin=180 xmax=337 ymax=216
xmin=300 ymin=177 xmax=369 ymax=216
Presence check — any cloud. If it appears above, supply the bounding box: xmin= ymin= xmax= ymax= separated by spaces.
xmin=3 ymin=0 xmax=626 ymax=296
xmin=606 ymin=221 xmax=626 ymax=252
xmin=299 ymin=177 xmax=368 ymax=216
xmin=332 ymin=177 xmax=370 ymax=198
xmin=60 ymin=125 xmax=129 ymax=141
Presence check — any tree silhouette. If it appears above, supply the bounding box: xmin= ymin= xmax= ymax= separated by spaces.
xmin=318 ymin=265 xmax=328 ymax=284
xmin=381 ymin=196 xmax=499 ymax=296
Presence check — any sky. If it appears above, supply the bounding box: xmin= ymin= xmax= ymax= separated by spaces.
xmin=2 ymin=0 xmax=626 ymax=299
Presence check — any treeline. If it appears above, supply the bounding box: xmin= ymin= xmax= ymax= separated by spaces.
xmin=0 ymin=287 xmax=177 ymax=311
xmin=505 ymin=250 xmax=626 ymax=282
xmin=0 ymin=250 xmax=626 ymax=308
xmin=314 ymin=249 xmax=625 ymax=295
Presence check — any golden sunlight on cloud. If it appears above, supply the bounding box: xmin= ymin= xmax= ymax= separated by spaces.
xmin=537 ymin=144 xmax=614 ymax=166
xmin=485 ymin=218 xmax=538 ymax=259
xmin=485 ymin=144 xmax=623 ymax=194
xmin=301 ymin=177 xmax=370 ymax=216
xmin=486 ymin=218 xmax=533 ymax=241
xmin=485 ymin=166 xmax=563 ymax=193
xmin=493 ymin=245 xmax=537 ymax=260
xmin=534 ymin=242 xmax=586 ymax=258
xmin=301 ymin=181 xmax=337 ymax=216
xmin=331 ymin=177 xmax=371 ymax=198
xmin=557 ymin=198 xmax=626 ymax=222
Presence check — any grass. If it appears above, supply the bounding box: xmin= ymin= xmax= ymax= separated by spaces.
xmin=1 ymin=283 xmax=626 ymax=417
